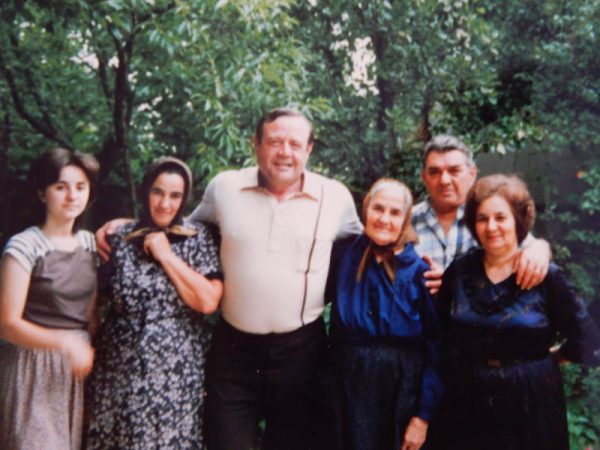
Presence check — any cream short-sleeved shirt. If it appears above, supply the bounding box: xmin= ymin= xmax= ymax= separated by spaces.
xmin=189 ymin=167 xmax=362 ymax=333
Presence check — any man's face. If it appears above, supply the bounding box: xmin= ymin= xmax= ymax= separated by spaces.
xmin=421 ymin=150 xmax=477 ymax=212
xmin=254 ymin=115 xmax=313 ymax=195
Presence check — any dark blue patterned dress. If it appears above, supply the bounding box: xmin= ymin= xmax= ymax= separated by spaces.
xmin=84 ymin=221 xmax=222 ymax=450
xmin=429 ymin=248 xmax=600 ymax=450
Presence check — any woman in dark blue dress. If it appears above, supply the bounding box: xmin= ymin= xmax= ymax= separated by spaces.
xmin=328 ymin=178 xmax=443 ymax=450
xmin=430 ymin=174 xmax=600 ymax=450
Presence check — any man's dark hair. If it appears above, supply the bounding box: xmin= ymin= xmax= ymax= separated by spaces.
xmin=254 ymin=107 xmax=314 ymax=145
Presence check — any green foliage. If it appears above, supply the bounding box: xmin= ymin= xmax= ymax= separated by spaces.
xmin=563 ymin=364 xmax=600 ymax=450
xmin=291 ymin=0 xmax=502 ymax=198
xmin=1 ymin=0 xmax=599 ymax=446
xmin=0 ymin=0 xmax=327 ymax=227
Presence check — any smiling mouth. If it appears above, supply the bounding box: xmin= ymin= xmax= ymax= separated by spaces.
xmin=373 ymin=226 xmax=391 ymax=231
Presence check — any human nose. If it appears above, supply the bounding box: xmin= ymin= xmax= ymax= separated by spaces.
xmin=159 ymin=196 xmax=170 ymax=208
xmin=278 ymin=141 xmax=292 ymax=156
xmin=440 ymin=170 xmax=451 ymax=183
xmin=487 ymin=218 xmax=498 ymax=230
xmin=378 ymin=210 xmax=391 ymax=224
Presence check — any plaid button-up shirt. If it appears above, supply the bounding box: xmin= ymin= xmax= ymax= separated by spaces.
xmin=412 ymin=199 xmax=477 ymax=270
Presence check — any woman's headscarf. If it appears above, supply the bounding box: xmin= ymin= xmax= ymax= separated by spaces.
xmin=356 ymin=178 xmax=418 ymax=282
xmin=124 ymin=157 xmax=197 ymax=242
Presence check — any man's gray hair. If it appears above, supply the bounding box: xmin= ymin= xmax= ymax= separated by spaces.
xmin=422 ymin=134 xmax=474 ymax=167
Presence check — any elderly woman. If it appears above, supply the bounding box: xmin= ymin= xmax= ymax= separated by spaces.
xmin=0 ymin=148 xmax=99 ymax=449
xmin=431 ymin=174 xmax=600 ymax=450
xmin=84 ymin=158 xmax=223 ymax=449
xmin=328 ymin=178 xmax=443 ymax=450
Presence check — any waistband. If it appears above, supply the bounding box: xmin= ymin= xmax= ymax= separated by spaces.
xmin=331 ymin=333 xmax=423 ymax=349
xmin=215 ymin=316 xmax=324 ymax=346
xmin=455 ymin=351 xmax=551 ymax=368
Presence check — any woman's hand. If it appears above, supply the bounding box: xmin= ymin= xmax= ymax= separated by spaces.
xmin=60 ymin=335 xmax=95 ymax=379
xmin=401 ymin=416 xmax=429 ymax=450
xmin=146 ymin=233 xmax=223 ymax=314
xmin=143 ymin=232 xmax=173 ymax=262
xmin=550 ymin=344 xmax=570 ymax=366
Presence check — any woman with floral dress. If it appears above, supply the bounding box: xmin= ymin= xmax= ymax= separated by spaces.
xmin=84 ymin=157 xmax=223 ymax=449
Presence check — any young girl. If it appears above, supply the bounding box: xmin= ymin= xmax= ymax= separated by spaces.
xmin=0 ymin=148 xmax=99 ymax=450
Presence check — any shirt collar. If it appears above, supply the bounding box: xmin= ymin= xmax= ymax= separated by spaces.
xmin=240 ymin=166 xmax=320 ymax=201
xmin=424 ymin=198 xmax=466 ymax=222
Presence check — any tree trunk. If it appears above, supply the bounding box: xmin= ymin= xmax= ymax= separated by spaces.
xmin=0 ymin=106 xmax=10 ymax=241
xmin=113 ymin=41 xmax=137 ymax=218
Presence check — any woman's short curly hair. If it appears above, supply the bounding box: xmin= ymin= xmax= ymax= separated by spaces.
xmin=464 ymin=174 xmax=535 ymax=245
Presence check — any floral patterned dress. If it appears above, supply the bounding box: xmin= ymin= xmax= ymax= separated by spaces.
xmin=84 ymin=221 xmax=222 ymax=450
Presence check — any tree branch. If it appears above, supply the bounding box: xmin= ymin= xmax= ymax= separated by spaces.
xmin=0 ymin=52 xmax=71 ymax=149
xmin=87 ymin=17 xmax=114 ymax=111
xmin=7 ymin=31 xmax=57 ymax=131
xmin=371 ymin=30 xmax=394 ymax=132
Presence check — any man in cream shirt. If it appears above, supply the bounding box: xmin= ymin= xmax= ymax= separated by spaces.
xmin=189 ymin=108 xmax=362 ymax=450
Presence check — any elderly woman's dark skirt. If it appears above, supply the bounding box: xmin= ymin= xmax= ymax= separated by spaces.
xmin=328 ymin=340 xmax=425 ymax=450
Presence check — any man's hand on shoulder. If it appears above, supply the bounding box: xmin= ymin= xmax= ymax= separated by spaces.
xmin=422 ymin=254 xmax=443 ymax=295
xmin=96 ymin=218 xmax=133 ymax=262
xmin=513 ymin=237 xmax=551 ymax=290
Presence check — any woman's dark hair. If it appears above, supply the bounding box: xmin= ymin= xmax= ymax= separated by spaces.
xmin=464 ymin=174 xmax=535 ymax=245
xmin=28 ymin=148 xmax=100 ymax=231
xmin=138 ymin=157 xmax=192 ymax=228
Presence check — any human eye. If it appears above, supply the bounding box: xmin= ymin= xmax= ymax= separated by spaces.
xmin=289 ymin=140 xmax=303 ymax=151
xmin=427 ymin=168 xmax=440 ymax=176
xmin=450 ymin=166 xmax=463 ymax=175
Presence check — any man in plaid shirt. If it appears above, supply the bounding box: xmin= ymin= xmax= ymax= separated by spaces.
xmin=414 ymin=134 xmax=551 ymax=292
